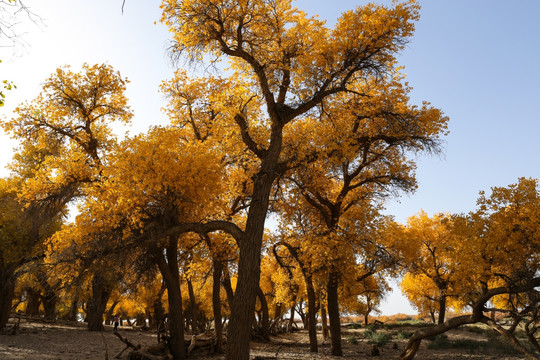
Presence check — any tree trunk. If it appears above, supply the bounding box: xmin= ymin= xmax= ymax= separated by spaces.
xmin=154 ymin=283 xmax=166 ymax=332
xmin=288 ymin=301 xmax=296 ymax=329
xmin=400 ymin=313 xmax=479 ymax=360
xmin=154 ymin=242 xmax=185 ymax=360
xmin=66 ymin=294 xmax=79 ymax=321
xmin=212 ymin=260 xmax=224 ymax=353
xmin=226 ymin=169 xmax=276 ymax=360
xmin=327 ymin=270 xmax=342 ymax=356
xmin=87 ymin=273 xmax=111 ymax=331
xmin=0 ymin=269 xmax=15 ymax=329
xmin=37 ymin=272 xmax=59 ymax=321
xmin=105 ymin=300 xmax=119 ymax=326
xmin=320 ymin=299 xmax=329 ymax=340
xmin=438 ymin=296 xmax=446 ymax=324
xmin=25 ymin=288 xmax=42 ymax=316
xmin=187 ymin=278 xmax=200 ymax=334
xmin=257 ymin=286 xmax=270 ymax=341
xmin=305 ymin=276 xmax=318 ymax=352
xmin=221 ymin=266 xmax=234 ymax=310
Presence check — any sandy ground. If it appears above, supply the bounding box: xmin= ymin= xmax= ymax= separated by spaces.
xmin=0 ymin=318 xmax=527 ymax=360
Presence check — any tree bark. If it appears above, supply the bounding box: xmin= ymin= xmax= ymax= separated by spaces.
xmin=67 ymin=293 xmax=79 ymax=322
xmin=154 ymin=283 xmax=166 ymax=332
xmin=154 ymin=241 xmax=186 ymax=360
xmin=305 ymin=276 xmax=318 ymax=352
xmin=257 ymin=286 xmax=270 ymax=341
xmin=87 ymin=273 xmax=111 ymax=331
xmin=327 ymin=270 xmax=342 ymax=356
xmin=187 ymin=278 xmax=200 ymax=334
xmin=320 ymin=298 xmax=329 ymax=340
xmin=25 ymin=288 xmax=42 ymax=316
xmin=212 ymin=260 xmax=224 ymax=353
xmin=437 ymin=296 xmax=446 ymax=324
xmin=226 ymin=169 xmax=276 ymax=360
xmin=0 ymin=269 xmax=15 ymax=329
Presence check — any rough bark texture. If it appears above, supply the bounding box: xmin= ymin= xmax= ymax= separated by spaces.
xmin=86 ymin=273 xmax=111 ymax=331
xmin=226 ymin=169 xmax=276 ymax=360
xmin=155 ymin=242 xmax=185 ymax=360
xmin=327 ymin=271 xmax=342 ymax=356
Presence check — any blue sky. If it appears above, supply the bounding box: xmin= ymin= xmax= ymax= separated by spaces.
xmin=1 ymin=0 xmax=539 ymax=315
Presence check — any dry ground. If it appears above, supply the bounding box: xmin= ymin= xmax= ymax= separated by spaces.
xmin=0 ymin=318 xmax=527 ymax=360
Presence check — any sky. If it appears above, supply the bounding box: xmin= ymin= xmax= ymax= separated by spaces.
xmin=1 ymin=0 xmax=539 ymax=315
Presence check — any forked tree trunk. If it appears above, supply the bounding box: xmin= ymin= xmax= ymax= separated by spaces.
xmin=87 ymin=273 xmax=111 ymax=331
xmin=212 ymin=260 xmax=224 ymax=353
xmin=37 ymin=272 xmax=59 ymax=321
xmin=154 ymin=241 xmax=185 ymax=360
xmin=327 ymin=270 xmax=342 ymax=356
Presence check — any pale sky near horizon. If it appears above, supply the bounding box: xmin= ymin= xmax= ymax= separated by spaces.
xmin=1 ymin=0 xmax=539 ymax=316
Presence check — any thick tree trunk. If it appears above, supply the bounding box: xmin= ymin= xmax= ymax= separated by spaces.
xmin=37 ymin=272 xmax=59 ymax=321
xmin=0 ymin=270 xmax=15 ymax=329
xmin=437 ymin=296 xmax=446 ymax=324
xmin=212 ymin=260 xmax=224 ymax=353
xmin=257 ymin=286 xmax=270 ymax=341
xmin=42 ymin=294 xmax=57 ymax=321
xmin=305 ymin=277 xmax=318 ymax=352
xmin=327 ymin=271 xmax=342 ymax=356
xmin=25 ymin=288 xmax=42 ymax=316
xmin=155 ymin=242 xmax=185 ymax=360
xmin=87 ymin=273 xmax=111 ymax=331
xmin=226 ymin=170 xmax=275 ymax=360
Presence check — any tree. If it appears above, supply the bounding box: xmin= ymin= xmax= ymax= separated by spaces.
xmin=401 ymin=178 xmax=540 ymax=360
xmin=0 ymin=177 xmax=61 ymax=329
xmin=160 ymin=1 xmax=446 ymax=358
xmin=399 ymin=211 xmax=462 ymax=324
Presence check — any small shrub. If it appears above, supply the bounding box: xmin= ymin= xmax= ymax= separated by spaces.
xmin=396 ymin=330 xmax=414 ymax=339
xmin=363 ymin=329 xmax=375 ymax=338
xmin=346 ymin=335 xmax=358 ymax=345
xmin=368 ymin=332 xmax=392 ymax=347
xmin=346 ymin=323 xmax=362 ymax=329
